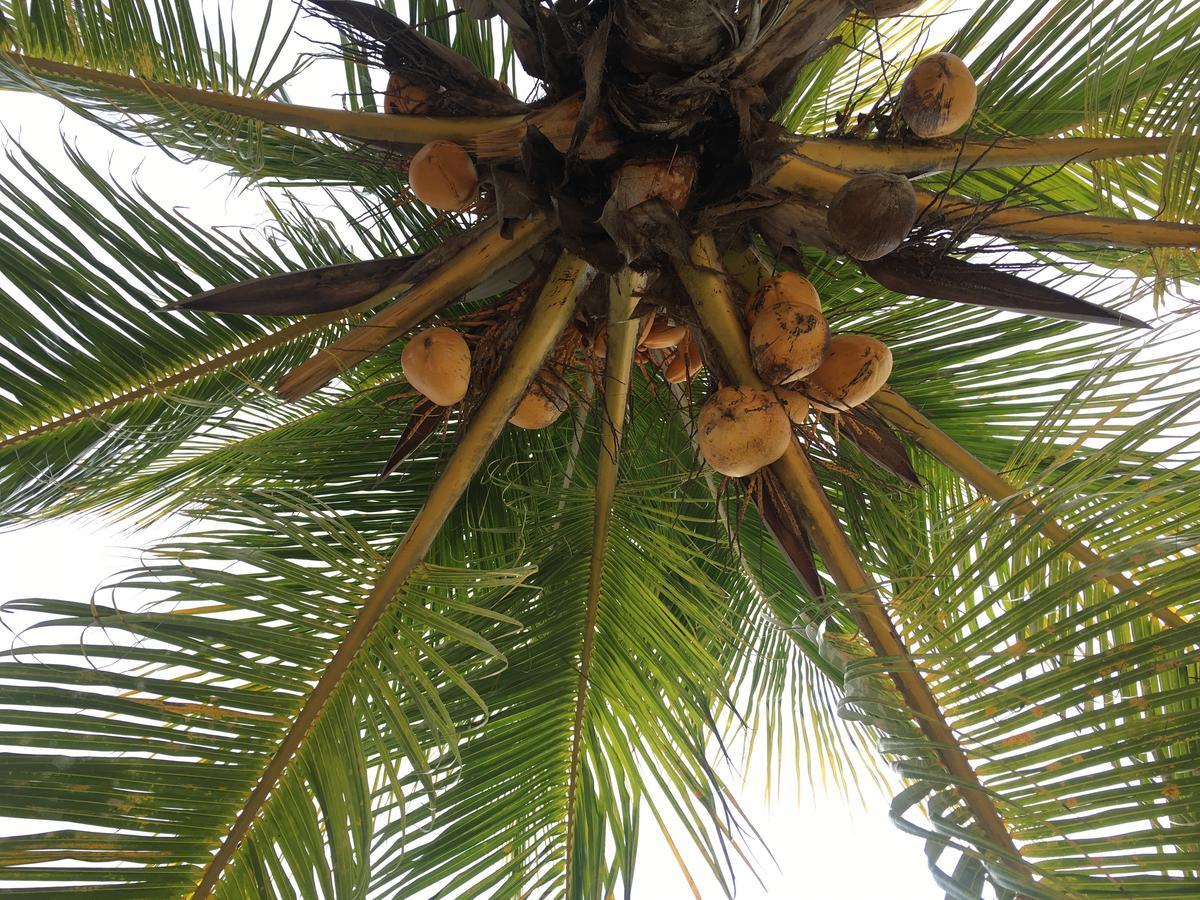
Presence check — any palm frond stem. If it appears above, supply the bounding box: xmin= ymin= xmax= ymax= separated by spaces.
xmin=676 ymin=233 xmax=1029 ymax=876
xmin=191 ymin=250 xmax=593 ymax=900
xmin=275 ymin=217 xmax=552 ymax=400
xmin=769 ymin=154 xmax=1200 ymax=247
xmin=869 ymin=387 xmax=1188 ymax=630
xmin=792 ymin=136 xmax=1175 ymax=177
xmin=4 ymin=53 xmax=523 ymax=145
xmin=0 ymin=298 xmax=375 ymax=448
xmin=564 ymin=269 xmax=645 ymax=886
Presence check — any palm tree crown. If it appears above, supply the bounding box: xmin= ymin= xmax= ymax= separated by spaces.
xmin=1 ymin=1 xmax=1198 ymax=897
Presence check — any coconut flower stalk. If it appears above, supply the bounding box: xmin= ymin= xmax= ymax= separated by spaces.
xmin=2 ymin=2 xmax=1200 ymax=899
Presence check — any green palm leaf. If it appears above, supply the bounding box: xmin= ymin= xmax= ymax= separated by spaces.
xmin=2 ymin=1 xmax=1199 ymax=897
xmin=0 ymin=488 xmax=530 ymax=896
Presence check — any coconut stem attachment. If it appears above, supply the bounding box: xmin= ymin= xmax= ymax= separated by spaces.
xmin=768 ymin=154 xmax=1200 ymax=248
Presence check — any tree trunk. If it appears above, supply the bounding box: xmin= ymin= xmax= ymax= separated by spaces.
xmin=612 ymin=0 xmax=737 ymax=76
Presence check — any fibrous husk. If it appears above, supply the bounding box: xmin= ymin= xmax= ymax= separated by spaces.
xmin=697 ymin=386 xmax=792 ymax=477
xmin=827 ymin=172 xmax=918 ymax=260
xmin=806 ymin=334 xmax=893 ymax=409
xmin=401 ymin=327 xmax=471 ymax=406
xmin=510 ymin=371 xmax=569 ymax=429
xmin=750 ymin=301 xmax=831 ymax=385
xmin=898 ymin=53 xmax=977 ymax=139
xmin=609 ymin=156 xmax=699 ymax=214
xmin=601 ymin=155 xmax=697 ymax=264
xmin=490 ymin=167 xmax=546 ymax=238
xmin=409 ymin=141 xmax=478 ymax=211
xmin=746 ymin=271 xmax=822 ymax=326
xmin=754 ymin=201 xmax=839 ymax=259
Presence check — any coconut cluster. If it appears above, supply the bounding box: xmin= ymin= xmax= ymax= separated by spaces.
xmin=747 ymin=273 xmax=892 ymax=410
xmin=402 ymin=300 xmax=713 ymax=434
xmin=695 ymin=273 xmax=893 ymax=478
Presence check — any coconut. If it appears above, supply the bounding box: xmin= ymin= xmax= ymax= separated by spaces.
xmin=826 ymin=173 xmax=919 ymax=260
xmin=384 ymin=73 xmax=434 ymax=114
xmin=593 ymin=314 xmax=653 ymax=358
xmin=697 ymin=387 xmax=793 ymax=477
xmin=409 ymin=141 xmax=478 ymax=211
xmin=775 ymin=388 xmax=810 ymax=425
xmin=664 ymin=333 xmax=704 ymax=383
xmin=642 ymin=318 xmax=689 ymax=349
xmin=898 ymin=53 xmax=977 ymax=139
xmin=591 ymin=322 xmax=608 ymax=359
xmin=806 ymin=334 xmax=893 ymax=409
xmin=745 ymin=272 xmax=822 ymax=326
xmin=510 ymin=372 xmax=569 ymax=429
xmin=750 ymin=301 xmax=831 ymax=385
xmin=636 ymin=314 xmax=655 ymax=347
xmin=401 ymin=327 xmax=471 ymax=406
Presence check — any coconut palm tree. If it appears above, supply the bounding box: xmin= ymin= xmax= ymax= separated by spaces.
xmin=1 ymin=0 xmax=1198 ymax=896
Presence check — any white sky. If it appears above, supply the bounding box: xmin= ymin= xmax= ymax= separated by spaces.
xmin=0 ymin=2 xmax=1018 ymax=896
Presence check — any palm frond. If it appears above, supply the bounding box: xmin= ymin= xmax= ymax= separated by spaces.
xmin=3 ymin=2 xmax=1200 ymax=897
xmin=0 ymin=489 xmax=529 ymax=897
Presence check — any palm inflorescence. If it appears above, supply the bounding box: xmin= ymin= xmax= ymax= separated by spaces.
xmin=1 ymin=1 xmax=1199 ymax=897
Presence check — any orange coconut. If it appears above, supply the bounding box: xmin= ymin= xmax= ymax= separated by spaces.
xmin=401 ymin=327 xmax=471 ymax=406
xmin=697 ymin=387 xmax=792 ymax=477
xmin=898 ymin=53 xmax=977 ymax=139
xmin=750 ymin=301 xmax=831 ymax=385
xmin=510 ymin=372 xmax=569 ymax=429
xmin=409 ymin=141 xmax=478 ymax=211
xmin=384 ymin=74 xmax=434 ymax=114
xmin=805 ymin=334 xmax=893 ymax=409
xmin=664 ymin=333 xmax=705 ymax=383
xmin=745 ymin=272 xmax=822 ymax=326
xmin=642 ymin=318 xmax=689 ymax=350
